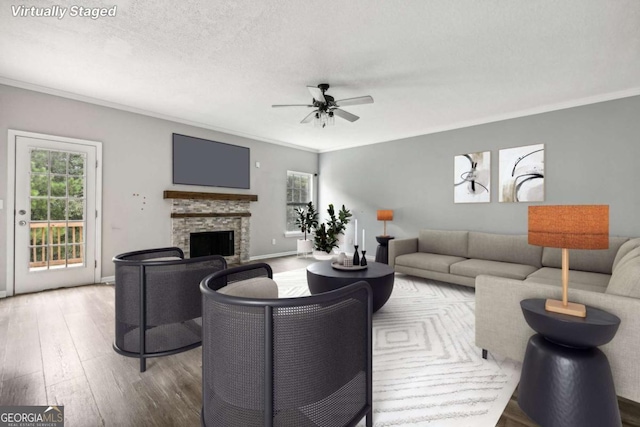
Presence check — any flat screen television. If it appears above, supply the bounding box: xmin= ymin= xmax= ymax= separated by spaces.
xmin=172 ymin=133 xmax=250 ymax=189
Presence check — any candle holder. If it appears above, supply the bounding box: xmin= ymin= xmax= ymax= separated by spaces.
xmin=352 ymin=245 xmax=360 ymax=266
xmin=360 ymin=250 xmax=367 ymax=266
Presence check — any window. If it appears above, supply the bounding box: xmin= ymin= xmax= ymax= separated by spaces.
xmin=286 ymin=171 xmax=313 ymax=233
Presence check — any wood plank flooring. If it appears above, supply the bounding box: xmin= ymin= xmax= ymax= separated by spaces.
xmin=0 ymin=254 xmax=638 ymax=426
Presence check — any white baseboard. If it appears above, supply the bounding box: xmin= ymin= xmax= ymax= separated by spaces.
xmin=249 ymin=250 xmax=297 ymax=261
xmin=0 ymin=291 xmax=6 ymax=298
xmin=100 ymin=275 xmax=115 ymax=284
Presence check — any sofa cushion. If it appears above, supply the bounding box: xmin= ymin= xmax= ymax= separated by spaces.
xmin=525 ymin=267 xmax=610 ymax=293
xmin=395 ymin=253 xmax=467 ymax=274
xmin=541 ymin=237 xmax=628 ymax=274
xmin=468 ymin=232 xmax=542 ymax=268
xmin=218 ymin=277 xmax=279 ymax=299
xmin=418 ymin=230 xmax=468 ymax=258
xmin=450 ymin=259 xmax=538 ymax=280
xmin=607 ymin=250 xmax=640 ymax=298
xmin=613 ymin=247 xmax=640 ymax=273
xmin=613 ymin=238 xmax=640 ymax=271
xmin=523 ymin=277 xmax=608 ymax=293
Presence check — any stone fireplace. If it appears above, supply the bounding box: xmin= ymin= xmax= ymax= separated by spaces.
xmin=164 ymin=191 xmax=258 ymax=263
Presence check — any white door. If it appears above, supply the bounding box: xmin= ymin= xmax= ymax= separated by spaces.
xmin=13 ymin=135 xmax=99 ymax=294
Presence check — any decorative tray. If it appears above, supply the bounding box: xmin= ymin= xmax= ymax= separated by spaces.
xmin=331 ymin=262 xmax=368 ymax=271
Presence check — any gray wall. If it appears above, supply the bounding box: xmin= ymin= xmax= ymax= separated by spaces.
xmin=0 ymin=84 xmax=318 ymax=291
xmin=319 ymin=96 xmax=640 ymax=252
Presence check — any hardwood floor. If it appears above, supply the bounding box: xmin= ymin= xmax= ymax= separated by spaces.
xmin=0 ymin=254 xmax=638 ymax=426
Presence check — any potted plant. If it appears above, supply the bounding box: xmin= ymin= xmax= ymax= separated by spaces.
xmin=326 ymin=204 xmax=352 ymax=252
xmin=295 ymin=201 xmax=318 ymax=255
xmin=312 ymin=204 xmax=352 ymax=259
xmin=313 ymin=223 xmax=338 ymax=259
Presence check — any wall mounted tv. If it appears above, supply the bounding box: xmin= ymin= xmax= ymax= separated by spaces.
xmin=172 ymin=133 xmax=250 ymax=189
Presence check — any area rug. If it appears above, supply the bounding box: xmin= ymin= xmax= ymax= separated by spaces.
xmin=273 ymin=269 xmax=521 ymax=427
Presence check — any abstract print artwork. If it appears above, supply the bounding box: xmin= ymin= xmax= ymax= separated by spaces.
xmin=499 ymin=144 xmax=544 ymax=202
xmin=454 ymin=151 xmax=491 ymax=203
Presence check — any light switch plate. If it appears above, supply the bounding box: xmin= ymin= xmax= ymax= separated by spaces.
xmin=0 ymin=199 xmax=3 ymax=209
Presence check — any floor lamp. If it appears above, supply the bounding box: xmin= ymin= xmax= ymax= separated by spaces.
xmin=528 ymin=205 xmax=609 ymax=318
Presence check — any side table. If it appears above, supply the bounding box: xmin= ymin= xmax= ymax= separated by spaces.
xmin=518 ymin=298 xmax=621 ymax=427
xmin=375 ymin=236 xmax=394 ymax=264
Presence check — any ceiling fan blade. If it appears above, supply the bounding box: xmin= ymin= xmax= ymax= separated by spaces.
xmin=335 ymin=96 xmax=374 ymax=107
xmin=272 ymin=104 xmax=313 ymax=108
xmin=307 ymin=86 xmax=326 ymax=104
xmin=332 ymin=108 xmax=359 ymax=122
xmin=301 ymin=110 xmax=317 ymax=124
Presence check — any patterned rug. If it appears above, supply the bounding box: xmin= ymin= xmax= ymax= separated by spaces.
xmin=273 ymin=269 xmax=521 ymax=427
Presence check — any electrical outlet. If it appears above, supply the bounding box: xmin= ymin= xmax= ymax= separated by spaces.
xmin=272 ymin=238 xmax=276 ymax=245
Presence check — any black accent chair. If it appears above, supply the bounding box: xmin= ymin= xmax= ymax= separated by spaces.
xmin=113 ymin=247 xmax=226 ymax=372
xmin=200 ymin=263 xmax=373 ymax=427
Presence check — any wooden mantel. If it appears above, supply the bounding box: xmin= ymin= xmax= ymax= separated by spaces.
xmin=163 ymin=190 xmax=258 ymax=202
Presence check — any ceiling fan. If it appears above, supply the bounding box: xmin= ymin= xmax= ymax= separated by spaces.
xmin=272 ymin=83 xmax=374 ymax=128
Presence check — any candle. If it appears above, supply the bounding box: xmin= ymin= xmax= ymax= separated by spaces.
xmin=362 ymin=229 xmax=366 ymax=251
xmin=354 ymin=219 xmax=358 ymax=246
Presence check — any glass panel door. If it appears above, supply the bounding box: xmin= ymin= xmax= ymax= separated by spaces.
xmin=14 ymin=134 xmax=98 ymax=295
xmin=28 ymin=148 xmax=87 ymax=271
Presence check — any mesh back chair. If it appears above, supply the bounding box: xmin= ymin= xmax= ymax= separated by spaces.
xmin=200 ymin=263 xmax=373 ymax=427
xmin=113 ymin=247 xmax=227 ymax=372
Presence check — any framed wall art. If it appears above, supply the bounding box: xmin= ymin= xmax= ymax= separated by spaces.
xmin=499 ymin=144 xmax=544 ymax=202
xmin=454 ymin=151 xmax=491 ymax=203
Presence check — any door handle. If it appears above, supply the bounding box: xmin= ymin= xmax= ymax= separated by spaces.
xmin=18 ymin=209 xmax=26 ymax=215
xmin=19 ymin=220 xmax=27 ymax=226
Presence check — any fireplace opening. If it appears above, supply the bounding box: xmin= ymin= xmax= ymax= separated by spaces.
xmin=190 ymin=231 xmax=234 ymax=257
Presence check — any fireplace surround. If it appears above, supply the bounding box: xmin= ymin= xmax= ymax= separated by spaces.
xmin=164 ymin=191 xmax=258 ymax=263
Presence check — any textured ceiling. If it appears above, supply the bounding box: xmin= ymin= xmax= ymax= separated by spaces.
xmin=1 ymin=0 xmax=639 ymax=152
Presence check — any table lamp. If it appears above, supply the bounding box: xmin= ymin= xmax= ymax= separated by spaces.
xmin=528 ymin=205 xmax=609 ymax=317
xmin=377 ymin=210 xmax=393 ymax=236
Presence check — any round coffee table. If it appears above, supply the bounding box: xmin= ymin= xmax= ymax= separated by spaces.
xmin=306 ymin=261 xmax=394 ymax=312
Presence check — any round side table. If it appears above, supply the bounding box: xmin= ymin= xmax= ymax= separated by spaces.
xmin=374 ymin=236 xmax=394 ymax=264
xmin=518 ymin=299 xmax=621 ymax=427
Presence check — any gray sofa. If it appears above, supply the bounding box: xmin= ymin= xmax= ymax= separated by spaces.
xmin=389 ymin=229 xmax=640 ymax=403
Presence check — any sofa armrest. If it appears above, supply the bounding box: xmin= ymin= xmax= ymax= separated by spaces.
xmin=388 ymin=238 xmax=418 ymax=268
xmin=475 ymin=275 xmax=640 ymax=403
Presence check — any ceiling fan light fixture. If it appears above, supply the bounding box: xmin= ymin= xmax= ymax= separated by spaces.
xmin=273 ymin=83 xmax=372 ymax=128
xmin=314 ymin=110 xmax=333 ymax=128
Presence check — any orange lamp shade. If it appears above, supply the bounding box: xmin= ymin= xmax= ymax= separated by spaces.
xmin=377 ymin=210 xmax=394 ymax=221
xmin=528 ymin=205 xmax=609 ymax=249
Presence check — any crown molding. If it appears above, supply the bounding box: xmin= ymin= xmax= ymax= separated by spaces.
xmin=318 ymin=87 xmax=640 ymax=153
xmin=3 ymin=76 xmax=637 ymax=155
xmin=0 ymin=76 xmax=319 ymax=153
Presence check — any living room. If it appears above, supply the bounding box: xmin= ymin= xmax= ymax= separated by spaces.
xmin=1 ymin=1 xmax=639 ymax=426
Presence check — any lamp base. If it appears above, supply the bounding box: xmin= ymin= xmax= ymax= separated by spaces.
xmin=545 ymin=299 xmax=586 ymax=318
